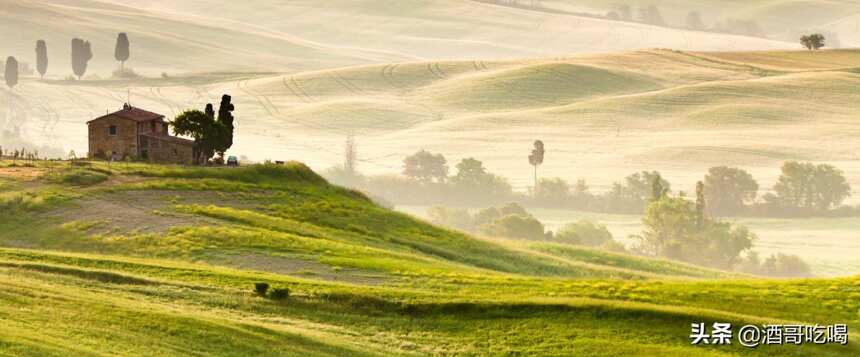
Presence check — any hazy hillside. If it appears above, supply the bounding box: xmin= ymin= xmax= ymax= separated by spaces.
xmin=0 ymin=161 xmax=857 ymax=355
xmin=7 ymin=49 xmax=860 ymax=194
xmin=0 ymin=0 xmax=796 ymax=78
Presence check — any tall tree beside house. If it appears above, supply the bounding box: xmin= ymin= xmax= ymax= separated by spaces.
xmin=528 ymin=140 xmax=544 ymax=195
xmin=216 ymin=94 xmax=236 ymax=157
xmin=171 ymin=96 xmax=236 ymax=165
xmin=35 ymin=40 xmax=48 ymax=80
xmin=5 ymin=57 xmax=18 ymax=89
xmin=114 ymin=33 xmax=130 ymax=72
xmin=71 ymin=38 xmax=93 ymax=80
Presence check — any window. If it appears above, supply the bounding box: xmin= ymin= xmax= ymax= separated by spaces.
xmin=108 ymin=125 xmax=118 ymax=136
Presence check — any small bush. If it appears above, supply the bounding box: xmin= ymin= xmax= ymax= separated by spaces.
xmin=270 ymin=287 xmax=290 ymax=300
xmin=55 ymin=169 xmax=109 ymax=186
xmin=554 ymin=220 xmax=613 ymax=247
xmin=254 ymin=282 xmax=269 ymax=296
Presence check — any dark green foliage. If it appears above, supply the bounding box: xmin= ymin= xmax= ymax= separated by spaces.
xmin=216 ymin=95 xmax=235 ymax=157
xmin=254 ymin=282 xmax=269 ymax=296
xmin=114 ymin=32 xmax=130 ymax=69
xmin=5 ymin=56 xmax=18 ymax=89
xmin=403 ymin=150 xmax=448 ymax=183
xmin=70 ymin=38 xmax=93 ymax=80
xmin=800 ymin=34 xmax=825 ymax=50
xmin=270 ymin=287 xmax=290 ymax=300
xmin=170 ymin=96 xmax=235 ymax=165
xmin=35 ymin=40 xmax=48 ymax=79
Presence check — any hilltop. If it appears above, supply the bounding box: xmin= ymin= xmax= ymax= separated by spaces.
xmin=0 ymin=160 xmax=858 ymax=355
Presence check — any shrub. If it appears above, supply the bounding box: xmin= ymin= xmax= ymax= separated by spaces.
xmin=478 ymin=214 xmax=545 ymax=240
xmin=254 ymin=282 xmax=269 ymax=296
xmin=761 ymin=253 xmax=812 ymax=277
xmin=55 ymin=169 xmax=109 ymax=186
xmin=554 ymin=220 xmax=613 ymax=247
xmin=270 ymin=287 xmax=290 ymax=300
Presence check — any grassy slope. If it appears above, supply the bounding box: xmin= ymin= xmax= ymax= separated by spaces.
xmin=0 ymin=161 xmax=857 ymax=355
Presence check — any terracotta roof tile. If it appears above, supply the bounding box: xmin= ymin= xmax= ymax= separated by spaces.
xmin=88 ymin=106 xmax=164 ymax=123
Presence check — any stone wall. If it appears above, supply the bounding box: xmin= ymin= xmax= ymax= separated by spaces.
xmin=88 ymin=116 xmax=138 ymax=160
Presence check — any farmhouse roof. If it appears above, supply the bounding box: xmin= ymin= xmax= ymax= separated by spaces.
xmin=87 ymin=104 xmax=164 ymax=123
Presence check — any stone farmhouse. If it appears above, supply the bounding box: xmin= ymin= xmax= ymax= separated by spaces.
xmin=87 ymin=104 xmax=195 ymax=164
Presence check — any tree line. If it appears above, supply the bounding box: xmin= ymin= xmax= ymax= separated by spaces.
xmin=3 ymin=32 xmax=134 ymax=88
xmin=324 ymin=148 xmax=855 ymax=219
xmin=426 ymin=180 xmax=811 ymax=277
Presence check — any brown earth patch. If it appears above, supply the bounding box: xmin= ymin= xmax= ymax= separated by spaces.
xmin=42 ymin=190 xmax=259 ymax=235
xmin=209 ymin=252 xmax=389 ymax=286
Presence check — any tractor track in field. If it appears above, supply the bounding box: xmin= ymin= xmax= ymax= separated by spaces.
xmin=381 ymin=64 xmax=405 ymax=90
xmin=282 ymin=76 xmax=314 ymax=103
xmin=427 ymin=62 xmax=448 ymax=80
xmin=330 ymin=70 xmax=364 ymax=95
xmin=237 ymin=78 xmax=283 ymax=117
xmin=473 ymin=60 xmax=489 ymax=71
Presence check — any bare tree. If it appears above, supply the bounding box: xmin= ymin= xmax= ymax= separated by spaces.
xmin=344 ymin=133 xmax=357 ymax=174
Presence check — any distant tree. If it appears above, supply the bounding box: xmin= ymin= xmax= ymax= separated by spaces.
xmin=114 ymin=33 xmax=131 ymax=71
xmin=479 ymin=214 xmax=545 ymax=241
xmin=450 ymin=158 xmax=513 ymax=204
xmin=528 ymin=140 xmax=545 ymax=194
xmin=403 ymin=150 xmax=448 ymax=183
xmin=651 ymin=173 xmax=668 ymax=201
xmin=760 ymin=253 xmax=812 ymax=277
xmin=534 ymin=177 xmax=571 ymax=206
xmin=71 ymin=38 xmax=93 ymax=80
xmin=686 ymin=11 xmax=705 ymax=30
xmin=427 ymin=206 xmax=474 ymax=232
xmin=5 ymin=57 xmax=18 ymax=89
xmin=344 ymin=134 xmax=357 ymax=174
xmin=639 ymin=195 xmax=755 ymax=268
xmin=800 ymin=33 xmax=825 ymax=50
xmin=35 ymin=40 xmax=48 ymax=80
xmin=638 ymin=5 xmax=665 ymax=26
xmin=554 ymin=220 xmax=613 ymax=247
xmin=695 ymin=181 xmax=705 ymax=229
xmin=617 ymin=4 xmax=632 ymax=21
xmin=772 ymin=161 xmax=850 ymax=212
xmin=704 ymin=166 xmax=759 ymax=216
xmin=606 ymin=11 xmax=620 ymax=20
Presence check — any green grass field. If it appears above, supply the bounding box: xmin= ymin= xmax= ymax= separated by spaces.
xmin=0 ymin=161 xmax=857 ymax=355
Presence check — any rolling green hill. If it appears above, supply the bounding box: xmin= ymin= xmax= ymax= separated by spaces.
xmin=0 ymin=161 xmax=857 ymax=355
